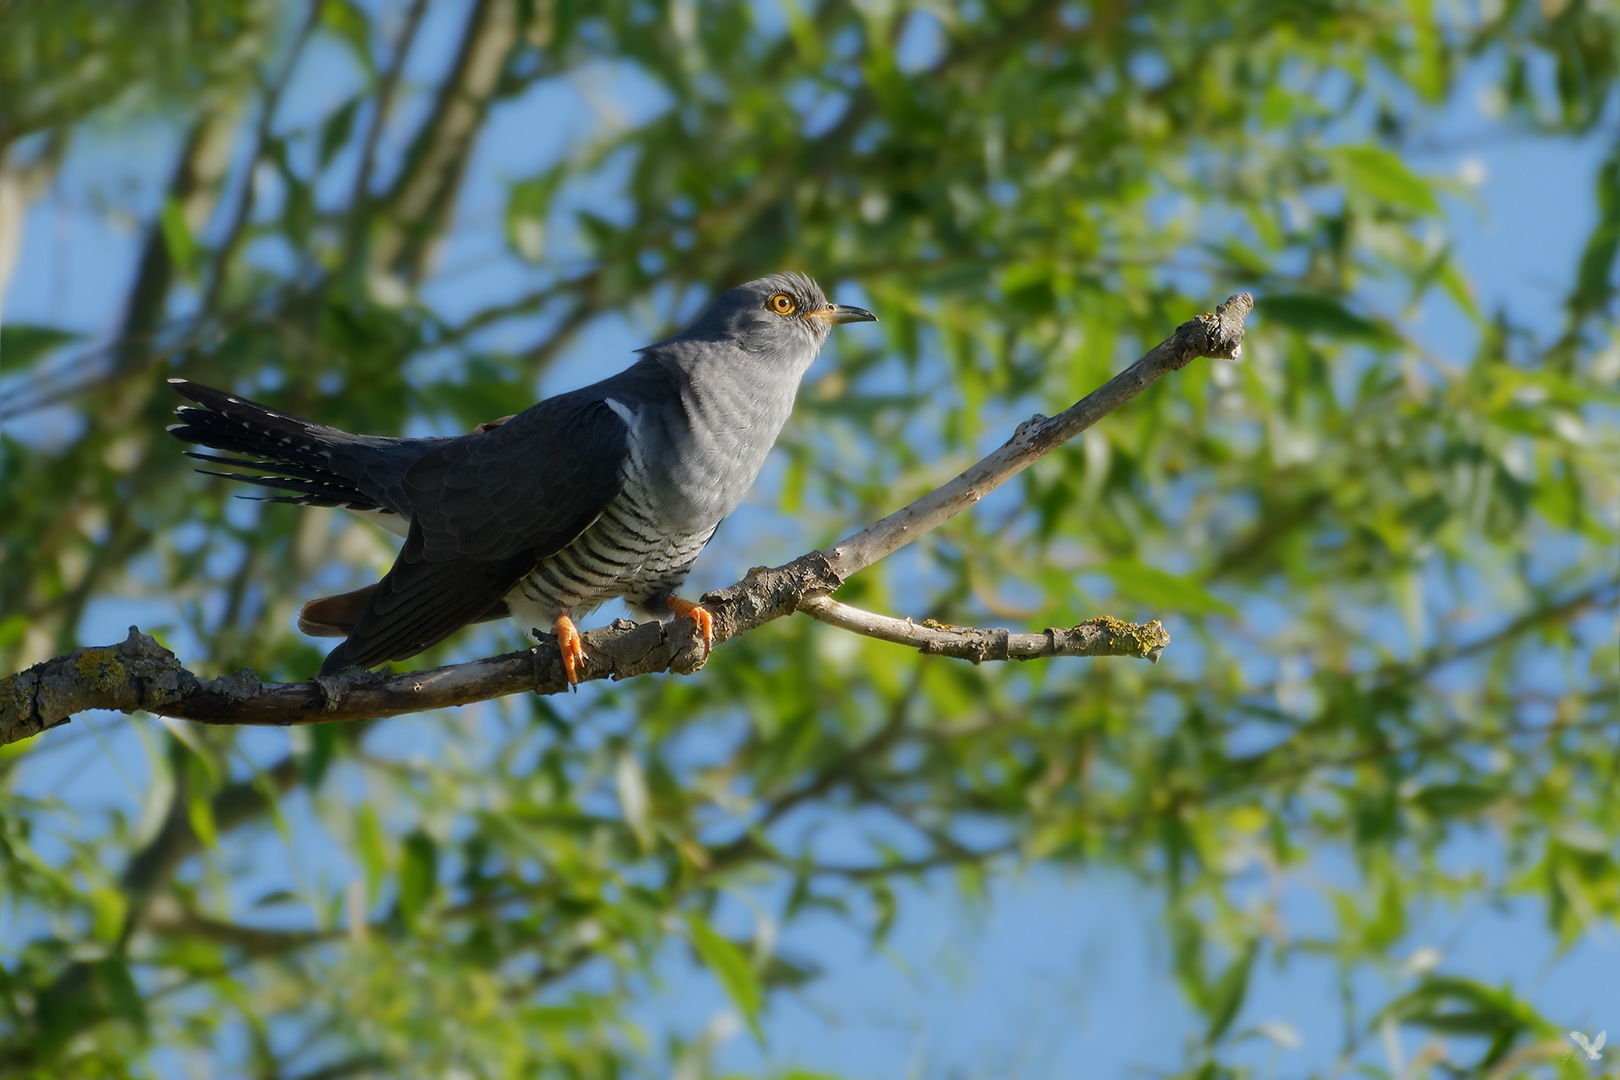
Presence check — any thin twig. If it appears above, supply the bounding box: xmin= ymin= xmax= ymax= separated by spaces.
xmin=798 ymin=595 xmax=1169 ymax=663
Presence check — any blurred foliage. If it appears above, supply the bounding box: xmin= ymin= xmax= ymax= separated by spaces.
xmin=1 ymin=0 xmax=1617 ymax=1077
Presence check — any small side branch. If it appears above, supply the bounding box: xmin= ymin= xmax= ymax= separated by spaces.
xmin=798 ymin=596 xmax=1168 ymax=663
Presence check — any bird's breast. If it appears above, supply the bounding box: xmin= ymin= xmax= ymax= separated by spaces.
xmin=635 ymin=378 xmax=794 ymax=530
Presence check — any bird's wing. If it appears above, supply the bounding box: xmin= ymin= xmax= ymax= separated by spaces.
xmin=322 ymin=393 xmax=633 ymax=672
xmin=1594 ymin=1032 xmax=1607 ymax=1052
xmin=403 ymin=393 xmax=633 ymax=562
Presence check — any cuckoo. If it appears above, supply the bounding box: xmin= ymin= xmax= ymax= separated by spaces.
xmin=167 ymin=273 xmax=876 ymax=683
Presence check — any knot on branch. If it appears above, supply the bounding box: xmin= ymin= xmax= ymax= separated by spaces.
xmin=1177 ymin=292 xmax=1253 ymax=368
xmin=1011 ymin=414 xmax=1049 ymax=449
xmin=701 ymin=550 xmax=842 ymax=640
xmin=562 ymin=617 xmax=707 ymax=683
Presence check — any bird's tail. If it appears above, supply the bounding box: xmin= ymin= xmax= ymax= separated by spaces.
xmin=166 ymin=379 xmax=403 ymax=512
xmin=298 ymin=584 xmax=510 ymax=638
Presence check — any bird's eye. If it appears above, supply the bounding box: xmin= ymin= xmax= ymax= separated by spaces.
xmin=768 ymin=292 xmax=797 ymax=315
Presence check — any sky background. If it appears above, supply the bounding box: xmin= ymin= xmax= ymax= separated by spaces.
xmin=2 ymin=10 xmax=1616 ymax=1077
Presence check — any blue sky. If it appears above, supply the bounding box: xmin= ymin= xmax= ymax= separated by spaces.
xmin=3 ymin=9 xmax=1617 ymax=1078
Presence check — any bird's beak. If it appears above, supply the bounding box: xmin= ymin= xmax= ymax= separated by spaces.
xmin=817 ymin=303 xmax=878 ymax=325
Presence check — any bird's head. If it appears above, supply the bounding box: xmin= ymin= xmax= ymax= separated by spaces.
xmin=655 ymin=272 xmax=877 ymax=379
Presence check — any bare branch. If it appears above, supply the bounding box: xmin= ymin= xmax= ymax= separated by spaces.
xmin=798 ymin=595 xmax=1169 ymax=663
xmin=820 ymin=293 xmax=1253 ymax=580
xmin=0 ymin=295 xmax=1253 ymax=745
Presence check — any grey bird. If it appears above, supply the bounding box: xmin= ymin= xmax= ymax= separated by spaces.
xmin=167 ymin=272 xmax=876 ymax=683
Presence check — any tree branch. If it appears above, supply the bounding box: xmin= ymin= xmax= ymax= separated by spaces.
xmin=798 ymin=595 xmax=1169 ymax=663
xmin=818 ymin=292 xmax=1252 ymax=580
xmin=0 ymin=294 xmax=1252 ymax=746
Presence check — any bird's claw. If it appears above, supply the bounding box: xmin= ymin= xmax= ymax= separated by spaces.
xmin=554 ymin=613 xmax=586 ymax=689
xmin=666 ymin=596 xmax=714 ymax=657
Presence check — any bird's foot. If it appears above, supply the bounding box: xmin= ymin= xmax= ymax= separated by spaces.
xmin=554 ymin=613 xmax=586 ymax=689
xmin=665 ymin=596 xmax=714 ymax=657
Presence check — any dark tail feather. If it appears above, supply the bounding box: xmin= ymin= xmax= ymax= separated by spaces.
xmin=299 ymin=586 xmax=379 ymax=637
xmin=303 ymin=585 xmax=510 ymax=654
xmin=166 ymin=378 xmax=386 ymax=511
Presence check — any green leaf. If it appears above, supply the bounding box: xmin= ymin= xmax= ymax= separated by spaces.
xmin=318 ymin=96 xmax=360 ymax=169
xmin=575 ymin=209 xmax=622 ymax=251
xmin=1257 ymin=294 xmax=1400 ymax=345
xmin=185 ymin=772 xmax=220 ymax=851
xmin=1435 ymin=258 xmax=1480 ymax=320
xmin=170 ymin=726 xmax=221 ymax=851
xmin=1552 ymin=820 xmax=1610 ymax=854
xmin=159 ymin=199 xmax=198 ymax=276
xmin=870 ymin=879 xmax=898 ymax=945
xmin=1205 ymin=940 xmax=1259 ymax=1044
xmin=1330 ymin=145 xmax=1441 ymax=215
xmin=321 ymin=0 xmax=375 ymax=76
xmin=1411 ymin=783 xmax=1503 ymax=817
xmin=999 ymin=262 xmax=1056 ymax=316
xmin=1095 ymin=560 xmax=1236 ymax=616
xmin=298 ymin=723 xmax=340 ymax=789
xmin=96 ymin=958 xmax=149 ymax=1037
xmin=687 ymin=913 xmax=764 ymax=1042
xmin=615 ymin=751 xmax=654 ymax=852
xmin=1571 ymin=151 xmax=1618 ymax=317
xmin=520 ymin=1003 xmax=597 ymax=1030
xmin=779 ymin=0 xmax=825 ymax=64
xmin=505 ymin=173 xmax=562 ymax=262
xmin=354 ymin=805 xmax=388 ymax=904
xmin=90 ymin=885 xmax=127 ymax=944
xmin=129 ymin=719 xmax=177 ymax=849
xmin=1385 ymin=975 xmax=1540 ymax=1040
xmin=398 ymin=829 xmax=437 ymax=927
xmin=0 ymin=324 xmax=79 ymax=371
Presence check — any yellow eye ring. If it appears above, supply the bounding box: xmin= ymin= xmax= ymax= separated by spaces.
xmin=768 ymin=292 xmax=797 ymax=315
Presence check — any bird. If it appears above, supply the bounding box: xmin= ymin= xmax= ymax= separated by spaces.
xmin=166 ymin=272 xmax=876 ymax=684
xmin=1570 ymin=1031 xmax=1606 ymax=1061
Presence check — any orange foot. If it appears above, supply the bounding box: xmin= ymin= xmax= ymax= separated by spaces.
xmin=665 ymin=596 xmax=714 ymax=655
xmin=554 ymin=612 xmax=586 ymax=688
